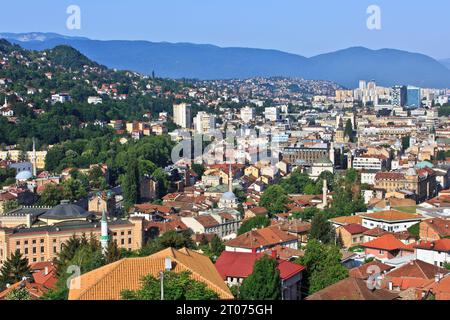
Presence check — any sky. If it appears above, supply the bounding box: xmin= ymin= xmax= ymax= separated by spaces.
xmin=0 ymin=0 xmax=449 ymax=59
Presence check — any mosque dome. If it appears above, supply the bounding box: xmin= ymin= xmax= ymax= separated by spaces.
xmin=15 ymin=170 xmax=33 ymax=181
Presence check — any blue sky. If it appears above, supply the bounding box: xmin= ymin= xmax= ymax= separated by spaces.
xmin=0 ymin=0 xmax=449 ymax=59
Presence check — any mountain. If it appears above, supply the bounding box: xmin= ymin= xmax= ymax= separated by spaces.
xmin=1 ymin=32 xmax=450 ymax=88
xmin=440 ymin=59 xmax=450 ymax=70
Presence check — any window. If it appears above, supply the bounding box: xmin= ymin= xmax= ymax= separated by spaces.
xmin=24 ymin=240 xmax=28 ymax=245
xmin=128 ymin=238 xmax=132 ymax=244
xmin=40 ymin=239 xmax=44 ymax=244
xmin=32 ymin=247 xmax=36 ymax=254
xmin=25 ymin=248 xmax=29 ymax=254
xmin=32 ymin=240 xmax=36 ymax=244
xmin=41 ymin=247 xmax=45 ymax=253
xmin=53 ymin=247 xmax=57 ymax=253
xmin=128 ymin=231 xmax=132 ymax=235
xmin=16 ymin=241 xmax=20 ymax=246
xmin=121 ymin=239 xmax=125 ymax=245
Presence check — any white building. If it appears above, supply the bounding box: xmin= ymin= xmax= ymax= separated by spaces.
xmin=194 ymin=112 xmax=216 ymax=134
xmin=51 ymin=93 xmax=72 ymax=104
xmin=362 ymin=210 xmax=423 ymax=232
xmin=361 ymin=171 xmax=377 ymax=185
xmin=415 ymin=239 xmax=450 ymax=268
xmin=181 ymin=209 xmax=242 ymax=240
xmin=173 ymin=103 xmax=192 ymax=128
xmin=87 ymin=96 xmax=103 ymax=105
xmin=264 ymin=107 xmax=280 ymax=122
xmin=240 ymin=106 xmax=255 ymax=123
xmin=353 ymin=156 xmax=388 ymax=171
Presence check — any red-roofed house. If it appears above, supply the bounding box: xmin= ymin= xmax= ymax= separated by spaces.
xmin=362 ymin=234 xmax=414 ymax=261
xmin=336 ymin=224 xmax=369 ymax=248
xmin=225 ymin=226 xmax=298 ymax=253
xmin=415 ymin=239 xmax=450 ymax=268
xmin=215 ymin=251 xmax=305 ymax=300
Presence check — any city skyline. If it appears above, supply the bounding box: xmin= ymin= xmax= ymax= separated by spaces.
xmin=0 ymin=0 xmax=449 ymax=60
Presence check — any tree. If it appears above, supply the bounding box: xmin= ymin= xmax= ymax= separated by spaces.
xmin=123 ymin=156 xmax=140 ymax=210
xmin=3 ymin=199 xmax=19 ymax=213
xmin=297 ymin=240 xmax=348 ymax=295
xmin=209 ymin=235 xmax=225 ymax=258
xmin=291 ymin=207 xmax=320 ymax=221
xmin=0 ymin=250 xmax=32 ymax=289
xmin=238 ymin=216 xmax=270 ymax=235
xmin=38 ymin=184 xmax=64 ymax=206
xmin=105 ymin=240 xmax=122 ymax=264
xmin=139 ymin=230 xmax=196 ymax=257
xmin=44 ymin=235 xmax=105 ymax=300
xmin=344 ymin=119 xmax=353 ymax=138
xmin=62 ymin=178 xmax=87 ymax=202
xmin=402 ymin=136 xmax=411 ymax=150
xmin=191 ymin=163 xmax=205 ymax=178
xmin=310 ymin=212 xmax=335 ymax=244
xmin=5 ymin=288 xmax=31 ymax=300
xmin=240 ymin=256 xmax=281 ymax=300
xmin=121 ymin=271 xmax=219 ymax=300
xmin=259 ymin=185 xmax=289 ymax=215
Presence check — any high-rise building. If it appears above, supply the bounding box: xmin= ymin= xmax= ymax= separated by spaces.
xmin=194 ymin=111 xmax=216 ymax=134
xmin=264 ymin=107 xmax=280 ymax=122
xmin=173 ymin=103 xmax=192 ymax=128
xmin=240 ymin=106 xmax=255 ymax=123
xmin=406 ymin=86 xmax=421 ymax=108
xmin=392 ymin=85 xmax=407 ymax=107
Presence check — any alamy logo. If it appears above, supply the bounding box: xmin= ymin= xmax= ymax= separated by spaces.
xmin=66 ymin=5 xmax=81 ymax=30
xmin=366 ymin=5 xmax=381 ymax=30
xmin=66 ymin=265 xmax=81 ymax=289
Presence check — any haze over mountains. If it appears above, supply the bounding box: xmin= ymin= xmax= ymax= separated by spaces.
xmin=1 ymin=32 xmax=450 ymax=88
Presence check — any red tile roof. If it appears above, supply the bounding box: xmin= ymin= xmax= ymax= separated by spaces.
xmin=362 ymin=234 xmax=409 ymax=251
xmin=225 ymin=226 xmax=298 ymax=250
xmin=363 ymin=210 xmax=423 ymax=222
xmin=415 ymin=239 xmax=450 ymax=252
xmin=342 ymin=223 xmax=369 ymax=235
xmin=349 ymin=261 xmax=394 ymax=280
xmin=386 ymin=260 xmax=447 ymax=280
xmin=215 ymin=251 xmax=304 ymax=281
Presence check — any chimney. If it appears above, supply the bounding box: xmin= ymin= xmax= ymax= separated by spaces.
xmin=388 ymin=282 xmax=393 ymax=291
xmin=271 ymin=250 xmax=277 ymax=259
xmin=435 ymin=274 xmax=440 ymax=283
xmin=44 ymin=266 xmax=49 ymax=276
xmin=251 ymin=248 xmax=257 ymax=254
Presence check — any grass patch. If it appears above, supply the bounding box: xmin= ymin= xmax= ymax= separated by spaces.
xmin=393 ymin=206 xmax=417 ymax=214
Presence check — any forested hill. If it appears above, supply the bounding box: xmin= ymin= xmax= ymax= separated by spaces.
xmin=0 ymin=40 xmax=190 ymax=148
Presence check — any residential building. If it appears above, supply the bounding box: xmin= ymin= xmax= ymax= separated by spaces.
xmin=415 ymin=239 xmax=450 ymax=267
xmin=194 ymin=111 xmax=216 ymax=134
xmin=68 ymin=248 xmax=234 ymax=300
xmin=173 ymin=103 xmax=192 ymax=128
xmin=362 ymin=210 xmax=423 ymax=232
xmin=225 ymin=226 xmax=298 ymax=253
xmin=240 ymin=106 xmax=255 ymax=123
xmin=215 ymin=251 xmax=305 ymax=300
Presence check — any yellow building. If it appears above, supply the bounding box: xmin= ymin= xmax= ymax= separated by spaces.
xmin=0 ymin=150 xmax=47 ymax=170
xmin=0 ymin=203 xmax=144 ymax=266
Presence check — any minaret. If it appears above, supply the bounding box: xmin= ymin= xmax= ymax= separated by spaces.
xmin=32 ymin=138 xmax=37 ymax=177
xmin=228 ymin=163 xmax=233 ymax=193
xmin=322 ymin=179 xmax=328 ymax=207
xmin=100 ymin=209 xmax=109 ymax=254
xmin=329 ymin=141 xmax=335 ymax=165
